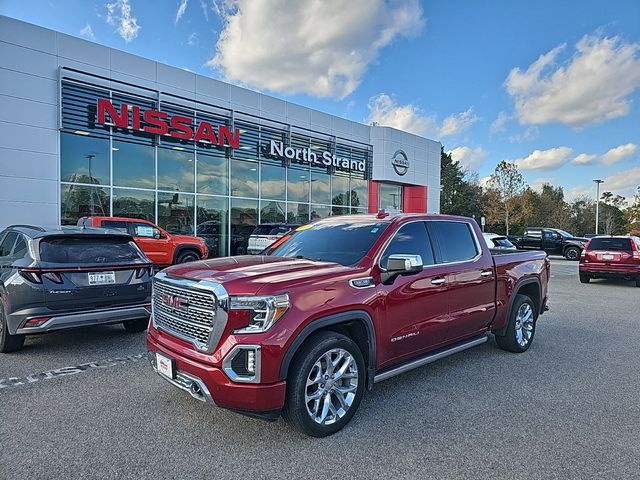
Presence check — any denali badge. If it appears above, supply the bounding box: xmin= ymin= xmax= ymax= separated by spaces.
xmin=160 ymin=294 xmax=189 ymax=311
xmin=391 ymin=331 xmax=419 ymax=343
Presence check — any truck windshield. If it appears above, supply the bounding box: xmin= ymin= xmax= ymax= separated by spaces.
xmin=555 ymin=229 xmax=573 ymax=238
xmin=264 ymin=220 xmax=390 ymax=266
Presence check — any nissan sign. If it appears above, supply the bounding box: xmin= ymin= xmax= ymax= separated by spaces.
xmin=391 ymin=150 xmax=409 ymax=176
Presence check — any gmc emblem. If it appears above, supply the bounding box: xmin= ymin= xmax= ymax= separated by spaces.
xmin=160 ymin=294 xmax=188 ymax=311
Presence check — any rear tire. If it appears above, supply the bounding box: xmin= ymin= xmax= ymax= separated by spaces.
xmin=564 ymin=247 xmax=580 ymax=261
xmin=635 ymin=277 xmax=640 ymax=288
xmin=282 ymin=331 xmax=365 ymax=437
xmin=176 ymin=250 xmax=200 ymax=264
xmin=0 ymin=302 xmax=25 ymax=353
xmin=579 ymin=273 xmax=590 ymax=284
xmin=495 ymin=294 xmax=537 ymax=353
xmin=123 ymin=318 xmax=148 ymax=333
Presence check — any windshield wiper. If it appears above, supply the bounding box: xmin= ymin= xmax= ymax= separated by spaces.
xmin=294 ymin=255 xmax=323 ymax=262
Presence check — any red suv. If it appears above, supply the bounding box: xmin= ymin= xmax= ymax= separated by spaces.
xmin=579 ymin=236 xmax=640 ymax=287
xmin=78 ymin=217 xmax=208 ymax=267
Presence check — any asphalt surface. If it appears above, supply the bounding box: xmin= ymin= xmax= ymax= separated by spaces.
xmin=1 ymin=258 xmax=639 ymax=479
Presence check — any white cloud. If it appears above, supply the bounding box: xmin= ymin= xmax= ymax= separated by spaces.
xmin=199 ymin=0 xmax=209 ymax=21
xmin=366 ymin=94 xmax=476 ymax=139
xmin=187 ymin=32 xmax=199 ymax=46
xmin=601 ymin=143 xmax=637 ymax=165
xmin=505 ymin=34 xmax=640 ymax=127
xmin=209 ymin=0 xmax=425 ymax=98
xmin=106 ymin=0 xmax=140 ymax=42
xmin=512 ymin=146 xmax=573 ymax=171
xmin=490 ymin=111 xmax=510 ymax=133
xmin=175 ymin=0 xmax=188 ymax=23
xmin=367 ymin=94 xmax=436 ymax=136
xmin=599 ymin=166 xmax=640 ymax=199
xmin=529 ymin=178 xmax=556 ymax=193
xmin=437 ymin=108 xmax=479 ymax=137
xmin=508 ymin=126 xmax=539 ymax=143
xmin=573 ymin=153 xmax=597 ymax=165
xmin=448 ymin=146 xmax=486 ymax=171
xmin=79 ymin=23 xmax=95 ymax=41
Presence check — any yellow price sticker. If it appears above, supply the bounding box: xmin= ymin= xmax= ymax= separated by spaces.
xmin=296 ymin=224 xmax=313 ymax=231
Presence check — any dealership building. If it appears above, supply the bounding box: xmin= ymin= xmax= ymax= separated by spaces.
xmin=0 ymin=16 xmax=441 ymax=257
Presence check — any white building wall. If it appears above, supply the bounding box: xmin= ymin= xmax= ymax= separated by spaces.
xmin=0 ymin=15 xmax=441 ymax=229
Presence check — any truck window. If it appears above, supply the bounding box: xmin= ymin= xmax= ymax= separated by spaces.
xmin=133 ymin=223 xmax=161 ymax=239
xmin=428 ymin=221 xmax=479 ymax=263
xmin=101 ymin=220 xmax=129 ymax=233
xmin=380 ymin=222 xmax=435 ymax=269
xmin=526 ymin=229 xmax=542 ymax=238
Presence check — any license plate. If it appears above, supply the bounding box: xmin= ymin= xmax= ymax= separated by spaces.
xmin=156 ymin=352 xmax=175 ymax=379
xmin=88 ymin=271 xmax=116 ymax=285
xmin=602 ymin=254 xmax=614 ymax=260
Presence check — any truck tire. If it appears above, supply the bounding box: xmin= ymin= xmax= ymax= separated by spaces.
xmin=635 ymin=277 xmax=640 ymax=288
xmin=282 ymin=331 xmax=365 ymax=437
xmin=122 ymin=318 xmax=148 ymax=333
xmin=0 ymin=302 xmax=25 ymax=353
xmin=564 ymin=247 xmax=580 ymax=261
xmin=495 ymin=294 xmax=537 ymax=353
xmin=579 ymin=273 xmax=590 ymax=284
xmin=176 ymin=250 xmax=200 ymax=264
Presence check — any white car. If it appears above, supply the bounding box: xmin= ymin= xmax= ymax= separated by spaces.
xmin=483 ymin=233 xmax=518 ymax=250
xmin=247 ymin=224 xmax=300 ymax=255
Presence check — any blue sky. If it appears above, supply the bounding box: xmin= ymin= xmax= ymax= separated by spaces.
xmin=2 ymin=0 xmax=639 ymax=201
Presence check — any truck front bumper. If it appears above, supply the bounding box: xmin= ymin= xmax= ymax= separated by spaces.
xmin=146 ymin=331 xmax=286 ymax=419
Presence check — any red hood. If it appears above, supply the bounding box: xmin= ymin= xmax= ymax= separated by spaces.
xmin=161 ymin=256 xmax=357 ymax=295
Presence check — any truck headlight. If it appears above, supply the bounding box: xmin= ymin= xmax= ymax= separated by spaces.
xmin=230 ymin=294 xmax=290 ymax=334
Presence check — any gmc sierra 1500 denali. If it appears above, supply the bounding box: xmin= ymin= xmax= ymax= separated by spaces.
xmin=147 ymin=213 xmax=550 ymax=436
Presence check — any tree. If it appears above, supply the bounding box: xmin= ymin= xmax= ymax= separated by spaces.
xmin=487 ymin=161 xmax=526 ymax=235
xmin=439 ymin=148 xmax=483 ymax=219
xmin=568 ymin=196 xmax=596 ymax=237
xmin=600 ymin=192 xmax=627 ymax=235
xmin=626 ymin=187 xmax=640 ymax=235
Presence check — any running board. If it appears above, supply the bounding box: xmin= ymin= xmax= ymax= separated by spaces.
xmin=373 ymin=335 xmax=489 ymax=384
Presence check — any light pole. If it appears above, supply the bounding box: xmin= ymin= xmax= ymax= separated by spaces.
xmin=593 ymin=179 xmax=604 ymax=235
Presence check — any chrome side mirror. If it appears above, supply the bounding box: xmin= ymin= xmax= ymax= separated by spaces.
xmin=382 ymin=254 xmax=423 ymax=284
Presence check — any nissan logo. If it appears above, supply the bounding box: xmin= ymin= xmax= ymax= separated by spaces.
xmin=391 ymin=150 xmax=409 ymax=176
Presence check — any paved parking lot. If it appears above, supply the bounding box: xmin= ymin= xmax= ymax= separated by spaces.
xmin=1 ymin=258 xmax=639 ymax=479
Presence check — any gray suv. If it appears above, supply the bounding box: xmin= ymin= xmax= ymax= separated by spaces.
xmin=0 ymin=225 xmax=153 ymax=353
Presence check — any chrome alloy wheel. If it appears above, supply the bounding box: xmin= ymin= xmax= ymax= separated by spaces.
xmin=514 ymin=302 xmax=534 ymax=347
xmin=305 ymin=348 xmax=358 ymax=425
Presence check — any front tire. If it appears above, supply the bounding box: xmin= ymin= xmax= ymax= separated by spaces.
xmin=282 ymin=331 xmax=365 ymax=437
xmin=495 ymin=294 xmax=537 ymax=353
xmin=579 ymin=273 xmax=590 ymax=284
xmin=0 ymin=302 xmax=25 ymax=353
xmin=123 ymin=318 xmax=148 ymax=333
xmin=564 ymin=247 xmax=581 ymax=261
xmin=176 ymin=250 xmax=200 ymax=264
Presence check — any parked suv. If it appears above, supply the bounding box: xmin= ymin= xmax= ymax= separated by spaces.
xmin=579 ymin=236 xmax=640 ymax=287
xmin=78 ymin=217 xmax=208 ymax=267
xmin=0 ymin=225 xmax=152 ymax=352
xmin=147 ymin=213 xmax=550 ymax=436
xmin=247 ymin=224 xmax=300 ymax=255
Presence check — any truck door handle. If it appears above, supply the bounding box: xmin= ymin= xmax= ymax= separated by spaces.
xmin=431 ymin=278 xmax=446 ymax=285
xmin=480 ymin=271 xmax=493 ymax=277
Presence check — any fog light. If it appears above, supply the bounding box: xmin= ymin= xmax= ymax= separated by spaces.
xmin=247 ymin=350 xmax=256 ymax=374
xmin=25 ymin=317 xmax=51 ymax=327
xmin=222 ymin=345 xmax=261 ymax=383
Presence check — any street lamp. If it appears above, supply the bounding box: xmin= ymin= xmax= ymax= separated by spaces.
xmin=593 ymin=179 xmax=604 ymax=235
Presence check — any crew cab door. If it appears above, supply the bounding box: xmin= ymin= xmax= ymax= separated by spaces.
xmin=376 ymin=221 xmax=450 ymax=367
xmin=427 ymin=220 xmax=496 ymax=340
xmin=130 ymin=222 xmax=171 ymax=265
xmin=521 ymin=228 xmax=542 ymax=249
xmin=542 ymin=229 xmax=563 ymax=253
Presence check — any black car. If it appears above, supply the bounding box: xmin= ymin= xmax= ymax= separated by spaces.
xmin=508 ymin=227 xmax=588 ymax=260
xmin=0 ymin=225 xmax=152 ymax=352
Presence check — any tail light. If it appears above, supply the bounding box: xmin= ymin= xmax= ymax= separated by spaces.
xmin=42 ymin=272 xmax=64 ymax=284
xmin=135 ymin=267 xmax=151 ymax=279
xmin=631 ymin=240 xmax=640 ymax=260
xmin=19 ymin=270 xmax=42 ymax=283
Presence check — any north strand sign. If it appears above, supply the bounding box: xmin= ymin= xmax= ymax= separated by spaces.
xmin=266 ymin=140 xmax=366 ymax=173
xmin=96 ymin=99 xmax=240 ymax=148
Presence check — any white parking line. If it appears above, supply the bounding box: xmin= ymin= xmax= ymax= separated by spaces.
xmin=0 ymin=353 xmax=147 ymax=390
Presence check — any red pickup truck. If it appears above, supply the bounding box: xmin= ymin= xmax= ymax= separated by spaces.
xmin=147 ymin=213 xmax=550 ymax=436
xmin=78 ymin=217 xmax=208 ymax=267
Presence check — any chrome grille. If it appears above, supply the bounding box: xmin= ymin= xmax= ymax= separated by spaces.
xmin=152 ymin=278 xmax=217 ymax=350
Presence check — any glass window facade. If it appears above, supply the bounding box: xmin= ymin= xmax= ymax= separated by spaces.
xmin=59 ymin=80 xmax=372 ymax=258
xmin=379 ymin=183 xmax=403 ymax=212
